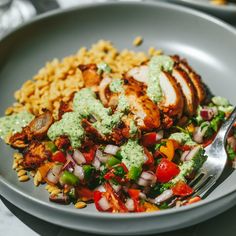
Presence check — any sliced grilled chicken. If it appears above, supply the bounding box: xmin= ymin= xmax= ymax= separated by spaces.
xmin=172 ymin=67 xmax=199 ymax=116
xmin=172 ymin=56 xmax=206 ymax=103
xmin=123 ymin=79 xmax=161 ymax=131
xmin=158 ymin=71 xmax=184 ymax=118
xmin=127 ymin=66 xmax=184 ymax=118
xmin=127 ymin=65 xmax=148 ymax=83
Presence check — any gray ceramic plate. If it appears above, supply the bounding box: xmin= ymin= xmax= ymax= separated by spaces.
xmin=0 ymin=1 xmax=236 ymax=235
xmin=166 ymin=0 xmax=236 ymax=22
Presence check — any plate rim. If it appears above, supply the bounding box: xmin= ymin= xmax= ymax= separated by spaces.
xmin=0 ymin=0 xmax=236 ymax=219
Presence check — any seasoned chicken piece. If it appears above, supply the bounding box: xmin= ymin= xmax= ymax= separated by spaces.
xmin=28 ymin=110 xmax=54 ymax=140
xmin=78 ymin=64 xmax=101 ymax=91
xmin=158 ymin=71 xmax=184 ymax=118
xmin=23 ymin=141 xmax=51 ymax=169
xmin=172 ymin=67 xmax=199 ymax=116
xmin=123 ymin=79 xmax=161 ymax=131
xmin=127 ymin=65 xmax=148 ymax=83
xmin=9 ymin=111 xmax=54 ymax=148
xmin=127 ymin=66 xmax=184 ymax=119
xmin=172 ymin=56 xmax=206 ymax=103
xmin=58 ymin=101 xmax=73 ymax=120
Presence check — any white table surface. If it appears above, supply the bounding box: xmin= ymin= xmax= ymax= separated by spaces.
xmin=1 ymin=0 xmax=236 ymax=235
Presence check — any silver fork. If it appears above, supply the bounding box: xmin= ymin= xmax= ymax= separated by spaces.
xmin=171 ymin=107 xmax=236 ymax=206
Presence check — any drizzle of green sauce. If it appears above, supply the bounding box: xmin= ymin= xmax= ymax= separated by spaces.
xmin=169 ymin=132 xmax=196 ymax=146
xmin=48 ymin=88 xmax=129 ymax=148
xmin=129 ymin=120 xmax=138 ymax=137
xmin=0 ymin=111 xmax=34 ymax=140
xmin=47 ymin=112 xmax=84 ymax=149
xmin=120 ymin=139 xmax=145 ymax=170
xmin=109 ymin=79 xmax=124 ymax=93
xmin=97 ymin=62 xmax=112 ymax=74
xmin=147 ymin=55 xmax=174 ymax=103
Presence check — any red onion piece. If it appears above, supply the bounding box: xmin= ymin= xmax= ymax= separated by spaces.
xmin=200 ymin=107 xmax=216 ymax=121
xmin=193 ymin=122 xmax=210 ymax=144
xmin=110 ymin=183 xmax=121 ymax=193
xmin=156 ymin=130 xmax=164 ymax=141
xmin=63 ymin=159 xmax=75 ymax=172
xmin=104 ymin=144 xmax=120 ymax=155
xmin=46 ymin=164 xmax=63 ymax=184
xmin=137 ymin=178 xmax=150 ymax=187
xmin=92 ymin=157 xmax=101 ymax=170
xmin=73 ymin=150 xmax=86 ymax=165
xmin=154 ymin=189 xmax=173 ymax=204
xmin=98 ymin=197 xmax=111 ymax=211
xmin=125 ymin=198 xmax=135 ymax=211
xmin=181 ymin=150 xmax=191 ymax=162
xmin=141 ymin=171 xmax=155 ymax=181
xmin=185 ymin=146 xmax=201 ymax=161
xmin=95 ymin=185 xmax=106 ymax=192
xmin=73 ymin=165 xmax=84 ymax=180
xmin=96 ymin=149 xmax=109 ymax=163
xmin=140 ymin=171 xmax=156 ymax=185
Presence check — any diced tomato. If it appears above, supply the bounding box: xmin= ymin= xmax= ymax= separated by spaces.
xmin=142 ymin=132 xmax=158 ymax=147
xmin=94 ymin=191 xmax=107 ymax=211
xmin=159 ymin=140 xmax=175 ymax=161
xmin=179 ymin=145 xmax=192 ymax=151
xmin=156 ymin=158 xmax=180 ymax=183
xmin=104 ymin=182 xmax=128 ymax=213
xmin=128 ymin=189 xmax=140 ymax=199
xmin=82 ymin=148 xmax=96 ymax=164
xmin=77 ymin=187 xmax=94 ymax=201
xmin=104 ymin=171 xmax=115 ymax=180
xmin=51 ymin=151 xmax=67 ymax=163
xmin=172 ymin=181 xmax=193 ymax=197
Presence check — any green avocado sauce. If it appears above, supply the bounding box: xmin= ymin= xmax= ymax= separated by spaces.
xmin=147 ymin=55 xmax=174 ymax=103
xmin=169 ymin=132 xmax=196 ymax=146
xmin=47 ymin=112 xmax=84 ymax=149
xmin=120 ymin=139 xmax=145 ymax=170
xmin=47 ymin=88 xmax=129 ymax=148
xmin=0 ymin=111 xmax=34 ymax=140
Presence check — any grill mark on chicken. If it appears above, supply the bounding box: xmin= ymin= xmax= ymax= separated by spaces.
xmin=172 ymin=67 xmax=199 ymax=116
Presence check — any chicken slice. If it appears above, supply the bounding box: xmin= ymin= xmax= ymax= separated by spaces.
xmin=127 ymin=65 xmax=148 ymax=83
xmin=127 ymin=66 xmax=184 ymax=118
xmin=123 ymin=79 xmax=161 ymax=131
xmin=158 ymin=71 xmax=184 ymax=118
xmin=172 ymin=67 xmax=199 ymax=116
xmin=172 ymin=56 xmax=206 ymax=103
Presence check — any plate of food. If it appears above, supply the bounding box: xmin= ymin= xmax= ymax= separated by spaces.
xmin=0 ymin=1 xmax=236 ymax=235
xmin=166 ymin=0 xmax=236 ymax=22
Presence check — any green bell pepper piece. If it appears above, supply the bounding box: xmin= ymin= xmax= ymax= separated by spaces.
xmin=60 ymin=171 xmax=79 ymax=186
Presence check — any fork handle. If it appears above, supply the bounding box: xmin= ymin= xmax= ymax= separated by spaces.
xmin=217 ymin=107 xmax=236 ymax=142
